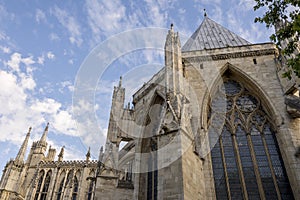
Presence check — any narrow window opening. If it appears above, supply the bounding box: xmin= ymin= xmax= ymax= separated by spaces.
xmin=200 ymin=63 xmax=203 ymax=69
xmin=253 ymin=58 xmax=257 ymax=65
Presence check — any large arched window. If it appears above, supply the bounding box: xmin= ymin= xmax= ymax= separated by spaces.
xmin=56 ymin=177 xmax=65 ymax=200
xmin=147 ymin=138 xmax=158 ymax=200
xmin=209 ymin=78 xmax=294 ymax=199
xmin=40 ymin=170 xmax=51 ymax=200
xmin=87 ymin=181 xmax=94 ymax=200
xmin=87 ymin=171 xmax=94 ymax=200
xmin=72 ymin=176 xmax=79 ymax=200
xmin=34 ymin=170 xmax=45 ymax=200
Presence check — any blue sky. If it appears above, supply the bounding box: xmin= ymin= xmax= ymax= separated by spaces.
xmin=0 ymin=0 xmax=272 ymax=174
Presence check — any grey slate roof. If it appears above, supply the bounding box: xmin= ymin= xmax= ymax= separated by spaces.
xmin=182 ymin=17 xmax=251 ymax=51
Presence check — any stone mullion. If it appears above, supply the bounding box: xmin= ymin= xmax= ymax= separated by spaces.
xmin=49 ymin=168 xmax=59 ymax=200
xmin=231 ymin=134 xmax=248 ymax=200
xmin=152 ymin=160 xmax=155 ymax=200
xmin=61 ymin=171 xmax=69 ymax=200
xmin=36 ymin=172 xmax=46 ymax=200
xmin=261 ymin=134 xmax=282 ymax=200
xmin=219 ymin=137 xmax=231 ymax=200
xmin=246 ymin=134 xmax=266 ymax=200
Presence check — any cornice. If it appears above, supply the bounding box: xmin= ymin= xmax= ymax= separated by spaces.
xmin=183 ymin=48 xmax=276 ymax=63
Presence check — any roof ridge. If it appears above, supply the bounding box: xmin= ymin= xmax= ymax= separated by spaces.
xmin=182 ymin=17 xmax=251 ymax=51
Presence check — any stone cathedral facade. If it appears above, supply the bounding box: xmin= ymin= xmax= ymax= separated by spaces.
xmin=0 ymin=16 xmax=300 ymax=200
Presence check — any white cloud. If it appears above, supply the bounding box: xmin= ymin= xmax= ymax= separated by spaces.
xmin=0 ymin=4 xmax=15 ymax=22
xmin=0 ymin=45 xmax=11 ymax=54
xmin=37 ymin=51 xmax=55 ymax=65
xmin=59 ymin=80 xmax=74 ymax=93
xmin=51 ymin=6 xmax=82 ymax=46
xmin=47 ymin=51 xmax=55 ymax=60
xmin=37 ymin=55 xmax=45 ymax=65
xmin=85 ymin=0 xmax=168 ymax=45
xmin=68 ymin=59 xmax=74 ymax=65
xmin=194 ymin=0 xmax=221 ymax=5
xmin=238 ymin=0 xmax=256 ymax=11
xmin=49 ymin=33 xmax=60 ymax=41
xmin=0 ymin=52 xmax=79 ymax=148
xmin=86 ymin=0 xmax=126 ymax=42
xmin=35 ymin=9 xmax=46 ymax=24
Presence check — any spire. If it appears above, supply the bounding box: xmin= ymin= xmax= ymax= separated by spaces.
xmin=86 ymin=147 xmax=91 ymax=162
xmin=15 ymin=127 xmax=31 ymax=164
xmin=39 ymin=122 xmax=49 ymax=144
xmin=58 ymin=146 xmax=64 ymax=162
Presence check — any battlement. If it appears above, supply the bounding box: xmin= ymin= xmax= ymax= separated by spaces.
xmin=39 ymin=160 xmax=98 ymax=168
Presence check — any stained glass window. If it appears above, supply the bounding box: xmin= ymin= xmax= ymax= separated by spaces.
xmin=56 ymin=178 xmax=64 ymax=200
xmin=40 ymin=170 xmax=51 ymax=200
xmin=72 ymin=176 xmax=79 ymax=200
xmin=34 ymin=170 xmax=45 ymax=200
xmin=209 ymin=79 xmax=294 ymax=199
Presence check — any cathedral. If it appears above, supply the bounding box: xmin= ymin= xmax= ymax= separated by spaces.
xmin=0 ymin=15 xmax=300 ymax=200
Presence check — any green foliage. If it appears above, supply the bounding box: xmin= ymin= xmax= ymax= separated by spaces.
xmin=254 ymin=0 xmax=300 ymax=79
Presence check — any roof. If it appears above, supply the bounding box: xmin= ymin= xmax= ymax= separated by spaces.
xmin=182 ymin=17 xmax=251 ymax=51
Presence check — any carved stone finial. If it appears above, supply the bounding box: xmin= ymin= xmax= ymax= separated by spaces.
xmin=86 ymin=147 xmax=91 ymax=162
xmin=98 ymin=146 xmax=104 ymax=162
xmin=285 ymin=94 xmax=300 ymax=118
xmin=119 ymin=76 xmax=122 ymax=87
xmin=58 ymin=146 xmax=65 ymax=162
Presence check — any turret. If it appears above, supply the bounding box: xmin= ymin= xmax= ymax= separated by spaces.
xmin=164 ymin=24 xmax=185 ymax=117
xmin=46 ymin=146 xmax=56 ymax=161
xmin=107 ymin=77 xmax=125 ymax=144
xmin=164 ymin=23 xmax=184 ymax=96
xmin=26 ymin=123 xmax=49 ymax=167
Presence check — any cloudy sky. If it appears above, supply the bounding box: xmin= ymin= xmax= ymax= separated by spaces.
xmin=0 ymin=0 xmax=272 ymax=174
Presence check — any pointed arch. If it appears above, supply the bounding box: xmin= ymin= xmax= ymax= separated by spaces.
xmin=56 ymin=170 xmax=66 ymax=200
xmin=206 ymin=73 xmax=294 ymax=199
xmin=136 ymin=91 xmax=164 ymax=200
xmin=87 ymin=179 xmax=94 ymax=200
xmin=86 ymin=169 xmax=95 ymax=200
xmin=72 ymin=175 xmax=79 ymax=200
xmin=34 ymin=170 xmax=45 ymax=200
xmin=65 ymin=169 xmax=73 ymax=186
xmin=39 ymin=170 xmax=51 ymax=200
xmin=56 ymin=177 xmax=64 ymax=200
xmin=201 ymin=62 xmax=282 ymax=130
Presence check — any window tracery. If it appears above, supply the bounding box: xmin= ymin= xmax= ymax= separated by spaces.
xmin=209 ymin=79 xmax=294 ymax=199
xmin=40 ymin=170 xmax=51 ymax=200
xmin=34 ymin=170 xmax=45 ymax=200
xmin=72 ymin=176 xmax=79 ymax=200
xmin=56 ymin=177 xmax=64 ymax=200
